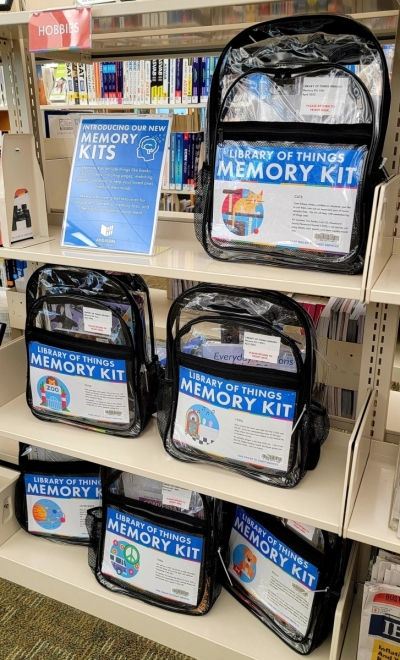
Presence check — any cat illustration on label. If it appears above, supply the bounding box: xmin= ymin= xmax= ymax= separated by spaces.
xmin=222 ymin=189 xmax=264 ymax=237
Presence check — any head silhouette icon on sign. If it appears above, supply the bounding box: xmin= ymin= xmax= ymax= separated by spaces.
xmin=137 ymin=136 xmax=159 ymax=162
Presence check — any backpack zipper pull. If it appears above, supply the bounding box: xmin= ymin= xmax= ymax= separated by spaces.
xmin=218 ymin=129 xmax=224 ymax=145
xmin=291 ymin=404 xmax=307 ymax=436
xmin=379 ymin=157 xmax=389 ymax=182
xmin=217 ymin=547 xmax=233 ymax=586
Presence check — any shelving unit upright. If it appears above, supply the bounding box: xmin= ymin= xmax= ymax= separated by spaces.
xmin=1 ymin=2 xmax=400 ymax=659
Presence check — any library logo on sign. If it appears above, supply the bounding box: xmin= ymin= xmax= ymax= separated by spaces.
xmin=101 ymin=224 xmax=114 ymax=237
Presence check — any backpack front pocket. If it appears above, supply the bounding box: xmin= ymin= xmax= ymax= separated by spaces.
xmin=100 ymin=502 xmax=208 ymax=610
xmin=15 ymin=458 xmax=101 ymax=544
xmin=26 ymin=329 xmax=137 ymax=434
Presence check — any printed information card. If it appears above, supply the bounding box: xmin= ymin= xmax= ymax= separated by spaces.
xmin=229 ymin=506 xmax=319 ymax=635
xmin=62 ymin=115 xmax=171 ymax=255
xmin=102 ymin=507 xmax=203 ymax=605
xmin=25 ymin=474 xmax=101 ymax=537
xmin=212 ymin=143 xmax=366 ymax=255
xmin=173 ymin=366 xmax=297 ymax=471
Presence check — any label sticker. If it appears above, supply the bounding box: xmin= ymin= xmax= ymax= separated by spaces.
xmin=300 ymin=77 xmax=348 ymax=116
xmin=29 ymin=341 xmax=130 ymax=424
xmin=243 ymin=332 xmax=281 ymax=364
xmin=173 ymin=366 xmax=296 ymax=471
xmin=101 ymin=507 xmax=203 ymax=605
xmin=287 ymin=520 xmax=316 ymax=542
xmin=83 ymin=307 xmax=112 ymax=336
xmin=25 ymin=474 xmax=101 ymax=538
xmin=162 ymin=484 xmax=192 ymax=510
xmin=229 ymin=506 xmax=319 ymax=635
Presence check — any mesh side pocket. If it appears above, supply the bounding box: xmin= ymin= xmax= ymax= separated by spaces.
xmin=301 ymin=401 xmax=330 ymax=473
xmin=194 ymin=164 xmax=211 ymax=247
xmin=157 ymin=379 xmax=173 ymax=440
xmin=86 ymin=507 xmax=102 ymax=575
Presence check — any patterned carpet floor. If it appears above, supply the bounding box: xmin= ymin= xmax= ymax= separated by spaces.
xmin=0 ymin=577 xmax=194 ymax=660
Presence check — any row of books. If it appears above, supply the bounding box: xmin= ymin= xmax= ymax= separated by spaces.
xmin=159 ymin=194 xmax=194 ymax=213
xmin=295 ymin=295 xmax=366 ymax=420
xmin=167 ymin=279 xmax=199 ymax=300
xmin=42 ymin=57 xmax=219 ymax=107
xmin=0 ymin=259 xmax=28 ymax=291
xmin=162 ymin=132 xmax=204 ymax=192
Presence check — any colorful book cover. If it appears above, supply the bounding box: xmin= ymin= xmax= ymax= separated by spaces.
xmin=183 ymin=133 xmax=190 ymax=190
xmin=49 ymin=63 xmax=68 ymax=104
xmin=192 ymin=57 xmax=199 ymax=104
xmin=145 ymin=60 xmax=151 ymax=104
xmin=205 ymin=57 xmax=211 ymax=99
xmin=66 ymin=62 xmax=79 ymax=105
xmin=157 ymin=59 xmax=163 ymax=104
xmin=175 ymin=59 xmax=183 ymax=104
xmin=77 ymin=63 xmax=88 ymax=105
xmin=169 ymin=132 xmax=176 ymax=190
xmin=200 ymin=58 xmax=207 ymax=103
xmin=162 ymin=59 xmax=169 ymax=104
xmin=151 ymin=59 xmax=158 ymax=104
xmin=175 ymin=132 xmax=183 ymax=190
xmin=187 ymin=58 xmax=193 ymax=104
xmin=117 ymin=62 xmax=123 ymax=104
xmin=182 ymin=59 xmax=189 ymax=104
xmin=169 ymin=58 xmax=176 ymax=105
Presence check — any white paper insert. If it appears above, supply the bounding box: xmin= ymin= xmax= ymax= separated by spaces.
xmin=162 ymin=484 xmax=192 ymax=510
xmin=243 ymin=332 xmax=281 ymax=363
xmin=300 ymin=77 xmax=348 ymax=116
xmin=83 ymin=307 xmax=112 ymax=336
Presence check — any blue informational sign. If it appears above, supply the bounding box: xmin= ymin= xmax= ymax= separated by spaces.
xmin=61 ymin=115 xmax=171 ymax=254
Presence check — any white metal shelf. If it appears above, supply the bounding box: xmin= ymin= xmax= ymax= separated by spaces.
xmin=40 ymin=104 xmax=206 ymax=111
xmin=0 ymin=394 xmax=351 ymax=534
xmin=347 ymin=441 xmax=400 ymax=553
xmin=0 ymin=529 xmax=334 ymax=660
xmin=0 ymin=225 xmax=364 ymax=299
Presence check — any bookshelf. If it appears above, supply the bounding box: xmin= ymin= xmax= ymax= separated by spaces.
xmin=0 ymin=1 xmax=400 ymax=659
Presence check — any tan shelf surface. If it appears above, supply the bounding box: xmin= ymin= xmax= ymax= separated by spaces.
xmin=0 ymin=394 xmax=351 ymax=533
xmin=347 ymin=442 xmax=400 ymax=553
xmin=340 ymin=591 xmax=361 ymax=660
xmin=0 ymin=225 xmax=364 ymax=299
xmin=370 ymin=254 xmax=400 ymax=304
xmin=0 ymin=529 xmax=332 ymax=660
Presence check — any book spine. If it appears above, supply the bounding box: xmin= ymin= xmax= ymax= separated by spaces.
xmin=94 ymin=62 xmax=101 ymax=102
xmin=175 ymin=132 xmax=183 ymax=190
xmin=187 ymin=57 xmax=193 ymax=104
xmin=194 ymin=132 xmax=203 ymax=187
xmin=192 ymin=57 xmax=199 ymax=104
xmin=132 ymin=60 xmax=138 ymax=105
xmin=128 ymin=60 xmax=134 ymax=105
xmin=151 ymin=59 xmax=158 ymax=104
xmin=139 ymin=60 xmax=145 ymax=105
xmin=117 ymin=61 xmax=123 ymax=104
xmin=200 ymin=58 xmax=207 ymax=103
xmin=77 ymin=62 xmax=88 ymax=105
xmin=182 ymin=59 xmax=189 ymax=104
xmin=66 ymin=62 xmax=75 ymax=105
xmin=162 ymin=58 xmax=169 ymax=104
xmin=86 ymin=64 xmax=96 ymax=105
xmin=189 ymin=132 xmax=195 ymax=190
xmin=123 ymin=61 xmax=129 ymax=104
xmin=175 ymin=58 xmax=182 ymax=104
xmin=110 ymin=62 xmax=117 ymax=103
xmin=169 ymin=133 xmax=176 ymax=190
xmin=100 ymin=62 xmax=106 ymax=101
xmin=157 ymin=58 xmax=163 ymax=104
xmin=144 ymin=60 xmax=151 ymax=105
xmin=183 ymin=132 xmax=189 ymax=191
xmin=169 ymin=58 xmax=176 ymax=105
xmin=205 ymin=57 xmax=211 ymax=100
xmin=162 ymin=143 xmax=169 ymax=190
